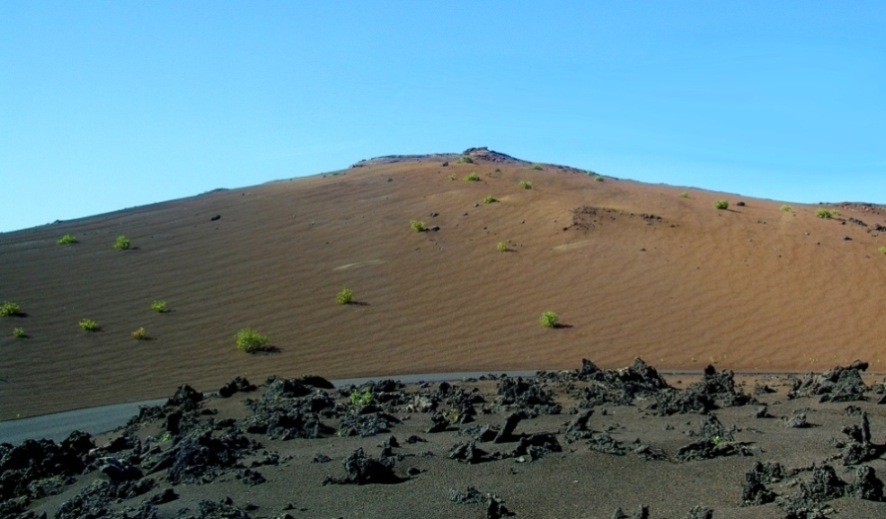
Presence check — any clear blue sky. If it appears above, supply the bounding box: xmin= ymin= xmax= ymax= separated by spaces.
xmin=2 ymin=1 xmax=884 ymax=233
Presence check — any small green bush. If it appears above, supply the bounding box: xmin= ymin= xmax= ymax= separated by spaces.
xmin=518 ymin=180 xmax=532 ymax=189
xmin=151 ymin=300 xmax=168 ymax=313
xmin=463 ymin=172 xmax=480 ymax=182
xmin=79 ymin=319 xmax=100 ymax=332
xmin=878 ymin=246 xmax=886 ymax=255
xmin=496 ymin=241 xmax=510 ymax=252
xmin=410 ymin=220 xmax=427 ymax=232
xmin=349 ymin=388 xmax=372 ymax=406
xmin=539 ymin=311 xmax=559 ymax=328
xmin=457 ymin=155 xmax=474 ymax=164
xmin=780 ymin=204 xmax=793 ymax=212
xmin=448 ymin=174 xmax=456 ymax=181
xmin=131 ymin=327 xmax=148 ymax=340
xmin=530 ymin=164 xmax=543 ymax=171
xmin=235 ymin=327 xmax=269 ymax=353
xmin=0 ymin=301 xmax=20 ymax=317
xmin=113 ymin=235 xmax=131 ymax=250
xmin=12 ymin=327 xmax=26 ymax=339
xmin=679 ymin=192 xmax=689 ymax=198
xmin=815 ymin=208 xmax=839 ymax=219
xmin=594 ymin=175 xmax=604 ymax=182
xmin=336 ymin=288 xmax=354 ymax=305
xmin=57 ymin=234 xmax=78 ymax=245
xmin=713 ymin=199 xmax=729 ymax=210
xmin=482 ymin=195 xmax=497 ymax=204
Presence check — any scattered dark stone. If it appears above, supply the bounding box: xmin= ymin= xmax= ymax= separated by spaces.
xmin=0 ymin=431 xmax=95 ymax=504
xmin=312 ymin=453 xmax=332 ymax=464
xmin=778 ymin=464 xmax=847 ymax=518
xmin=845 ymin=405 xmax=864 ymax=416
xmin=788 ymin=362 xmax=869 ymax=402
xmin=752 ymin=405 xmax=771 ymax=418
xmin=736 ymin=201 xmax=745 ymax=206
xmin=147 ymin=488 xmax=178 ymax=505
xmin=338 ymin=410 xmax=400 ymax=438
xmin=586 ymin=431 xmax=627 ymax=456
xmin=294 ymin=375 xmax=335 ymax=389
xmin=685 ymin=506 xmax=714 ymax=519
xmin=405 ymin=435 xmax=427 ymax=444
xmin=448 ymin=486 xmax=486 ymax=505
xmin=753 ymin=383 xmax=776 ymax=395
xmin=508 ymin=433 xmax=562 ymax=461
xmin=564 ymin=409 xmax=595 ymax=443
xmin=323 ymin=448 xmax=401 ymax=485
xmin=486 ymin=495 xmax=515 ymax=518
xmin=166 ymin=385 xmax=204 ymax=410
xmin=441 ymin=162 xmax=448 ymax=167
xmin=449 ymin=441 xmax=489 ymax=464
xmin=98 ymin=456 xmax=143 ymax=483
xmin=210 ymin=215 xmax=221 ymax=221
xmin=218 ymin=377 xmax=257 ymax=398
xmin=192 ymin=499 xmax=252 ymax=519
xmin=742 ymin=461 xmax=784 ymax=505
xmin=850 ymin=465 xmax=885 ymax=501
xmin=783 ymin=412 xmax=811 ymax=429
xmin=838 ymin=411 xmax=885 ymax=465
xmin=676 ymin=437 xmax=756 ymax=461
xmin=611 ymin=505 xmax=649 ymax=519
xmin=235 ymin=468 xmax=266 ymax=486
xmin=633 ymin=443 xmax=667 ymax=461
xmin=144 ymin=429 xmax=259 ymax=485
xmin=494 ymin=412 xmax=526 ymax=443
xmin=497 ymin=376 xmax=561 ymax=413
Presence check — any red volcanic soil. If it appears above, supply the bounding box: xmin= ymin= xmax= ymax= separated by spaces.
xmin=3 ymin=147 xmax=886 ymax=418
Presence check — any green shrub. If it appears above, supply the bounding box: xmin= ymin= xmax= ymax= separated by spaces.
xmin=57 ymin=234 xmax=77 ymax=245
xmin=349 ymin=388 xmax=372 ymax=406
xmin=594 ymin=175 xmax=604 ymax=182
xmin=463 ymin=172 xmax=480 ymax=182
xmin=12 ymin=327 xmax=26 ymax=339
xmin=879 ymin=246 xmax=886 ymax=255
xmin=815 ymin=208 xmax=839 ymax=219
xmin=496 ymin=241 xmax=510 ymax=252
xmin=235 ymin=327 xmax=269 ymax=353
xmin=151 ymin=300 xmax=168 ymax=313
xmin=113 ymin=235 xmax=131 ymax=250
xmin=79 ymin=319 xmax=100 ymax=332
xmin=448 ymin=174 xmax=456 ymax=181
xmin=679 ymin=192 xmax=689 ymax=198
xmin=539 ymin=311 xmax=559 ymax=328
xmin=410 ymin=220 xmax=427 ymax=232
xmin=0 ymin=301 xmax=20 ymax=317
xmin=780 ymin=204 xmax=793 ymax=212
xmin=530 ymin=164 xmax=543 ymax=171
xmin=518 ymin=180 xmax=532 ymax=189
xmin=131 ymin=327 xmax=148 ymax=340
xmin=336 ymin=288 xmax=354 ymax=305
xmin=482 ymin=195 xmax=497 ymax=204
xmin=713 ymin=199 xmax=729 ymax=210
xmin=458 ymin=155 xmax=474 ymax=164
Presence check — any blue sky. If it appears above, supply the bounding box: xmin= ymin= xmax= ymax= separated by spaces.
xmin=2 ymin=1 xmax=884 ymax=233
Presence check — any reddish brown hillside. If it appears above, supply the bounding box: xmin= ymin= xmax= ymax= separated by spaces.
xmin=2 ymin=148 xmax=886 ymax=417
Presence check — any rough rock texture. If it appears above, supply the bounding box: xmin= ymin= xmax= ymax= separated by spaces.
xmin=323 ymin=448 xmax=401 ymax=485
xmin=788 ymin=361 xmax=870 ymax=402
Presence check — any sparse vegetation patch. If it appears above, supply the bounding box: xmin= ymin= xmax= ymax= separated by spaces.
xmin=518 ymin=180 xmax=532 ymax=189
xmin=496 ymin=241 xmax=510 ymax=252
xmin=113 ymin=235 xmax=131 ymax=250
xmin=235 ymin=327 xmax=269 ymax=353
xmin=336 ymin=288 xmax=354 ymax=305
xmin=539 ymin=311 xmax=559 ymax=328
xmin=780 ymin=204 xmax=793 ymax=212
xmin=12 ymin=327 xmax=26 ymax=339
xmin=131 ymin=327 xmax=148 ymax=340
xmin=878 ymin=246 xmax=886 ymax=255
xmin=815 ymin=208 xmax=839 ymax=219
xmin=0 ymin=301 xmax=21 ymax=317
xmin=57 ymin=234 xmax=77 ymax=245
xmin=713 ymin=199 xmax=729 ymax=210
xmin=151 ymin=300 xmax=168 ymax=313
xmin=79 ymin=319 xmax=100 ymax=332
xmin=530 ymin=164 xmax=543 ymax=171
xmin=463 ymin=172 xmax=480 ymax=182
xmin=594 ymin=175 xmax=604 ymax=182
xmin=679 ymin=192 xmax=689 ymax=198
xmin=482 ymin=195 xmax=497 ymax=204
xmin=410 ymin=220 xmax=427 ymax=232
xmin=457 ymin=155 xmax=474 ymax=164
